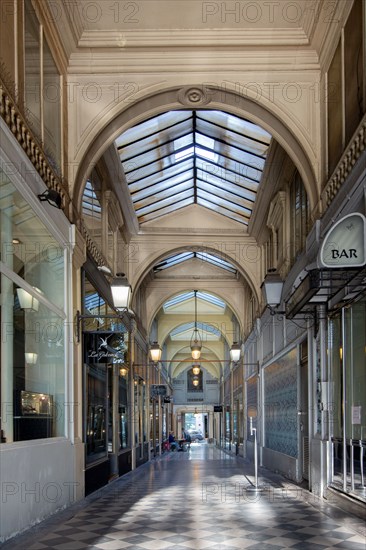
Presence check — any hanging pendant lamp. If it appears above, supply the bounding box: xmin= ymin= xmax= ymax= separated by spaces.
xmin=190 ymin=290 xmax=202 ymax=360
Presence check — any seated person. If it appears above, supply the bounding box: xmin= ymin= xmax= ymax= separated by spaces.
xmin=168 ymin=431 xmax=178 ymax=451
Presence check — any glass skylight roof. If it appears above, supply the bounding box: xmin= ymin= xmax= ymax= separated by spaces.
xmin=116 ymin=110 xmax=271 ymax=225
xmin=170 ymin=322 xmax=221 ymax=339
xmin=164 ymin=291 xmax=226 ymax=311
xmin=154 ymin=251 xmax=236 ymax=274
xmin=82 ymin=180 xmax=101 ymax=220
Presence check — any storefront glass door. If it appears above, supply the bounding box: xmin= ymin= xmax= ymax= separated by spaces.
xmin=329 ymin=298 xmax=366 ymax=501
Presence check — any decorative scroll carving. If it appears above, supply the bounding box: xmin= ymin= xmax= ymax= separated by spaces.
xmin=322 ymin=118 xmax=366 ymax=208
xmin=0 ymin=75 xmax=70 ymax=212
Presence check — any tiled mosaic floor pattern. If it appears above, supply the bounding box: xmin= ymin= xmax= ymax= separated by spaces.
xmin=3 ymin=444 xmax=366 ymax=549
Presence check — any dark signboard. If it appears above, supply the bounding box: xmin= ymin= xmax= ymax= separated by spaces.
xmin=214 ymin=405 xmax=223 ymax=412
xmin=150 ymin=384 xmax=167 ymax=398
xmin=84 ymin=332 xmax=127 ymax=364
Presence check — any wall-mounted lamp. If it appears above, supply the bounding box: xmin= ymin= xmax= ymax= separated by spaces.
xmin=149 ymin=342 xmax=162 ymax=363
xmin=16 ymin=288 xmax=39 ymax=312
xmin=111 ymin=273 xmax=131 ymax=310
xmin=38 ymin=189 xmax=62 ymax=209
xmin=119 ymin=367 xmax=128 ymax=377
xmin=261 ymin=268 xmax=285 ymax=315
xmin=230 ymin=342 xmax=241 ymax=363
xmin=25 ymin=352 xmax=38 ymax=365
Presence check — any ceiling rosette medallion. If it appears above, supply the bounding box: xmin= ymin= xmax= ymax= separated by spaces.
xmin=178 ymin=86 xmax=212 ymax=107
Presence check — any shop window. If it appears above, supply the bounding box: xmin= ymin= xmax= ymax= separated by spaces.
xmin=327 ymin=39 xmax=343 ymax=176
xmin=0 ymin=170 xmax=66 ymax=443
xmin=327 ymin=2 xmax=365 ymax=177
xmin=329 ymin=298 xmax=366 ymax=496
xmin=344 ymin=0 xmax=365 ymax=146
xmin=43 ymin=40 xmax=61 ymax=173
xmin=290 ymin=172 xmax=309 ymax=262
xmin=82 ymin=275 xmax=130 ymax=462
xmin=86 ymin=364 xmax=107 ymax=463
xmin=24 ymin=2 xmax=62 ymax=172
xmin=24 ymin=1 xmax=41 ymax=140
xmin=119 ymin=370 xmax=129 ymax=449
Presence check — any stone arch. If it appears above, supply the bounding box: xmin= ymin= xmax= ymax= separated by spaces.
xmin=73 ymin=85 xmax=318 ymax=216
xmin=158 ymin=319 xmax=234 ymax=359
xmin=147 ymin=287 xmax=241 ymax=380
xmin=133 ymin=244 xmax=259 ymax=324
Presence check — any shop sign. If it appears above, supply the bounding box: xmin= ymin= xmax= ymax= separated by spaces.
xmin=84 ymin=332 xmax=126 ymax=364
xmin=319 ymin=213 xmax=366 ymax=268
xmin=150 ymin=384 xmax=167 ymax=398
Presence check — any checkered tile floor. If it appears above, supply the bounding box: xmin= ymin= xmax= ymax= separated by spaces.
xmin=3 ymin=444 xmax=366 ymax=549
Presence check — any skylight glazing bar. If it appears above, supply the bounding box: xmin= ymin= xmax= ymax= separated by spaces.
xmin=117 ymin=112 xmax=193 ymax=150
xmin=197 ymin=187 xmax=252 ymax=216
xmin=128 ymin=158 xmax=194 ymax=191
xmin=196 ymin=128 xmax=267 ymax=162
xmin=196 ymin=157 xmax=261 ymax=184
xmin=124 ymin=145 xmax=195 ymax=177
xmin=196 ymin=149 xmax=264 ymax=177
xmin=139 ymin=199 xmax=194 ymax=223
xmin=196 ymin=177 xmax=255 ymax=208
xmin=154 ymin=252 xmax=195 ymax=271
xmin=196 ymin=111 xmax=271 ymax=145
xmin=131 ymin=174 xmax=194 ymax=202
xmin=196 ymin=253 xmax=236 ymax=274
xmin=134 ymin=181 xmax=193 ymax=210
xmin=121 ymin=129 xmax=194 ymax=163
xmin=197 ymin=196 xmax=250 ymax=225
xmin=197 ymin=167 xmax=257 ymax=199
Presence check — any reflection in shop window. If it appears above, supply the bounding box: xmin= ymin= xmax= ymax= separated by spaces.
xmin=0 ymin=171 xmax=66 ymax=444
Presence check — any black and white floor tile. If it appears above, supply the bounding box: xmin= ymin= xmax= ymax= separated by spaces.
xmin=3 ymin=444 xmax=365 ymax=550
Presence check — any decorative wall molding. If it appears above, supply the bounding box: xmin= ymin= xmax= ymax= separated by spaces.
xmin=79 ymin=221 xmax=109 ymax=269
xmin=322 ymin=117 xmax=366 ymax=209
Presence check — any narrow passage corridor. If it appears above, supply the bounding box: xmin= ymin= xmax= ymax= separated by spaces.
xmin=3 ymin=444 xmax=365 ymax=550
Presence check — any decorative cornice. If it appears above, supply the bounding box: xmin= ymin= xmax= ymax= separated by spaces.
xmin=68 ymin=49 xmax=319 ymax=73
xmin=0 ymin=75 xmax=70 ymax=212
xmin=139 ymin=227 xmax=247 ymax=235
xmin=77 ymin=28 xmax=310 ymax=49
xmin=321 ymin=116 xmax=366 ymax=209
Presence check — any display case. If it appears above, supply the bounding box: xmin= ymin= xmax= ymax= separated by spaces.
xmin=14 ymin=390 xmax=53 ymax=440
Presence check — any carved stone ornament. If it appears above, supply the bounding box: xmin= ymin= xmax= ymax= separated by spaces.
xmin=178 ymin=86 xmax=212 ymax=107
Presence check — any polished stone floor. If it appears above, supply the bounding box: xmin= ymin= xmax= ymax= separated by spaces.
xmin=3 ymin=443 xmax=366 ymax=549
